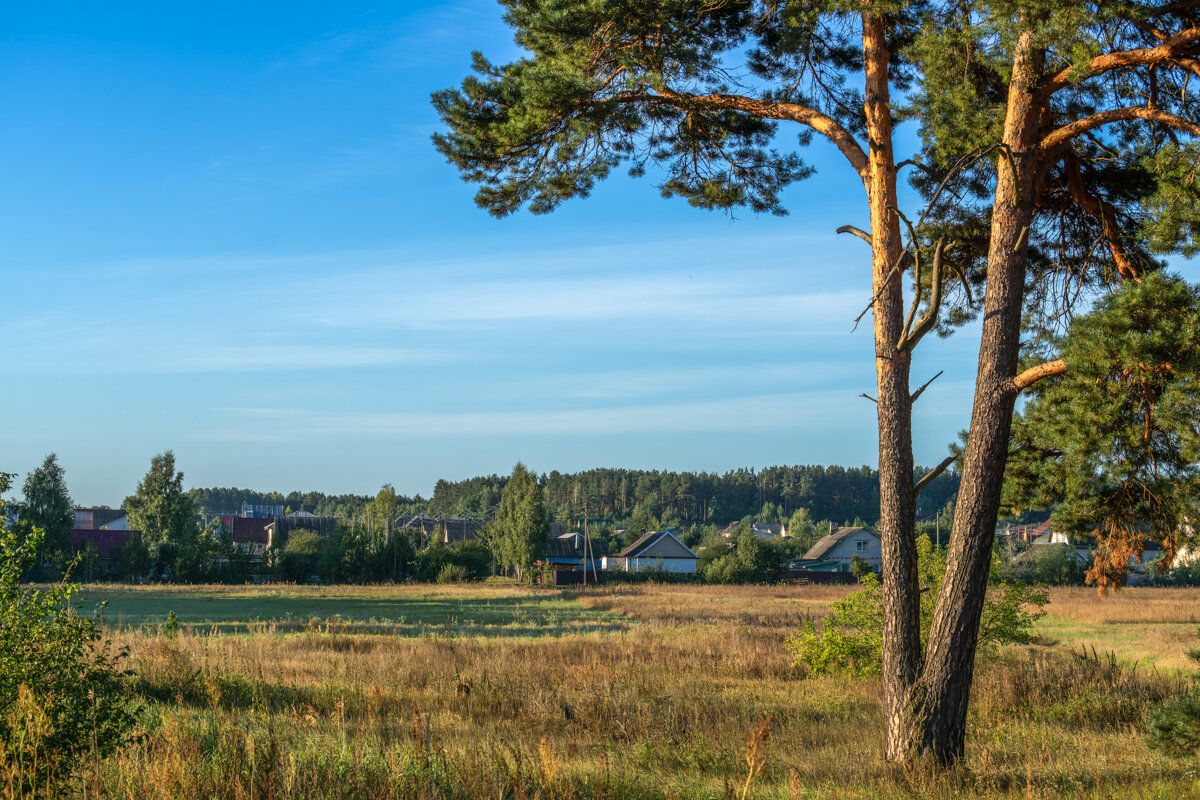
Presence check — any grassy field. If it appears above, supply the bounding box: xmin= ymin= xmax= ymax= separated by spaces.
xmin=74 ymin=583 xmax=627 ymax=636
xmin=49 ymin=582 xmax=1200 ymax=798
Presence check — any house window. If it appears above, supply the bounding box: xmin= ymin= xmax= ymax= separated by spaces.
xmin=856 ymin=540 xmax=869 ymax=552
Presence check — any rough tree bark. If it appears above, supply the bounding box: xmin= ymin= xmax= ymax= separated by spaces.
xmin=907 ymin=30 xmax=1045 ymax=763
xmin=859 ymin=13 xmax=921 ymax=764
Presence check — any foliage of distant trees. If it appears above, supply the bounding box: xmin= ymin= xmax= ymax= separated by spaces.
xmin=490 ymin=463 xmax=547 ymax=580
xmin=430 ymin=464 xmax=959 ymax=529
xmin=14 ymin=453 xmax=74 ymax=571
xmin=2 ymin=450 xmax=965 ymax=588
xmin=186 ymin=487 xmax=420 ymax=521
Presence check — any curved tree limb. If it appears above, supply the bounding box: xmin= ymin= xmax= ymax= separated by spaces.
xmin=837 ymin=224 xmax=872 ymax=245
xmin=1063 ymin=155 xmax=1139 ymax=282
xmin=914 ymin=455 xmax=956 ymax=500
xmin=620 ymin=89 xmax=870 ymax=184
xmin=1039 ymin=106 xmax=1200 ymax=154
xmin=897 ymin=238 xmax=947 ymax=353
xmin=1038 ymin=27 xmax=1200 ymax=97
xmin=1012 ymin=359 xmax=1067 ymax=392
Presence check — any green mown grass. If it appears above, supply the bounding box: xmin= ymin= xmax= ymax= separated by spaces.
xmin=73 ymin=583 xmax=628 ymax=636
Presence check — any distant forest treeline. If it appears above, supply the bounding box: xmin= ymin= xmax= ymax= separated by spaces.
xmin=188 ymin=488 xmax=385 ymax=520
xmin=191 ymin=463 xmax=959 ymax=528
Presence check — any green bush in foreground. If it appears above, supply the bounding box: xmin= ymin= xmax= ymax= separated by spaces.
xmin=0 ymin=473 xmax=141 ymax=797
xmin=788 ymin=536 xmax=1048 ymax=677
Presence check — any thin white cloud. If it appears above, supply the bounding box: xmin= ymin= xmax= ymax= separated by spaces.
xmin=203 ymin=390 xmax=872 ymax=442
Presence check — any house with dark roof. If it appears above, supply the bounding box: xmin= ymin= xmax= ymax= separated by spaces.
xmin=265 ymin=514 xmax=340 ymax=549
xmin=603 ymin=530 xmax=698 ymax=573
xmin=240 ymin=503 xmax=283 ymax=519
xmin=218 ymin=516 xmax=273 ymax=557
xmin=800 ymin=526 xmax=881 ymax=571
xmin=68 ymin=529 xmax=138 ymax=578
xmin=73 ymin=508 xmax=127 ymax=530
xmin=752 ymin=522 xmax=786 ymax=539
xmin=543 ymin=532 xmax=608 ymax=573
xmin=400 ymin=515 xmax=488 ymax=544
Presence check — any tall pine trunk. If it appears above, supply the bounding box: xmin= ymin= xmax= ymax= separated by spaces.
xmin=860 ymin=14 xmax=922 ymax=763
xmin=905 ymin=30 xmax=1044 ymax=763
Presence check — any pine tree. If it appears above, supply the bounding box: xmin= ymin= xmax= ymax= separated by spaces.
xmin=1004 ymin=274 xmax=1200 ymax=589
xmin=435 ymin=0 xmax=1200 ymax=764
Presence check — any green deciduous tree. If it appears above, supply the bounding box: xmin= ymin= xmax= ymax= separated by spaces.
xmin=18 ymin=454 xmax=73 ymax=568
xmin=492 ymin=463 xmax=547 ymax=580
xmin=786 ymin=507 xmax=815 ymax=550
xmin=124 ymin=451 xmax=202 ymax=579
xmin=435 ymin=0 xmax=1200 ymax=765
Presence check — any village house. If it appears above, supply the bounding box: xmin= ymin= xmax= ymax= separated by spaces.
xmin=798 ymin=525 xmax=882 ymax=571
xmin=542 ymin=532 xmax=608 ymax=584
xmin=603 ymin=530 xmax=698 ymax=574
xmin=73 ymin=507 xmax=128 ymax=530
xmin=68 ymin=529 xmax=139 ymax=578
xmin=751 ymin=522 xmax=786 ymax=539
xmin=265 ymin=512 xmax=340 ymax=549
xmin=217 ymin=516 xmax=273 ymax=559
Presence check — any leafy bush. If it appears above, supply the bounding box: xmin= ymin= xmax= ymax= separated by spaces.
xmin=0 ymin=475 xmax=141 ymax=796
xmin=436 ymin=563 xmax=471 ymax=584
xmin=277 ymin=530 xmax=325 ymax=582
xmin=788 ymin=536 xmax=1048 ymax=677
xmin=788 ymin=572 xmax=884 ymax=678
xmin=1146 ymin=690 xmax=1200 ymax=757
xmin=450 ymin=540 xmax=493 ymax=581
xmin=1009 ymin=543 xmax=1090 ymax=585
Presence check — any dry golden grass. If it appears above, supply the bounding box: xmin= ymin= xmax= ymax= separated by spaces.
xmin=1043 ymin=586 xmax=1200 ymax=624
xmin=1032 ymin=586 xmax=1200 ymax=672
xmin=63 ymin=581 xmax=1200 ymax=799
xmin=567 ymin=582 xmax=853 ymax=631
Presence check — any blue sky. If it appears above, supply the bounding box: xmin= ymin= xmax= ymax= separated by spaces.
xmin=2 ymin=1 xmax=1190 ymax=506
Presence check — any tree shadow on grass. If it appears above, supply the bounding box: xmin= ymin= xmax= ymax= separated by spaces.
xmin=94 ymin=593 xmax=629 ymax=638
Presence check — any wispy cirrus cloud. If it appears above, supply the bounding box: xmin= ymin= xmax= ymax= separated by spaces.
xmin=203 ymin=390 xmax=873 ymax=443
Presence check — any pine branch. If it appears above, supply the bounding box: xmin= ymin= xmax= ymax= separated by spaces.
xmin=617 ymin=89 xmax=870 ymax=182
xmin=1038 ymin=27 xmax=1200 ymax=97
xmin=1062 ymin=154 xmax=1139 ymax=282
xmin=910 ymin=371 xmax=944 ymax=405
xmin=1040 ymin=107 xmax=1200 ymax=154
xmin=836 ymin=224 xmax=872 ymax=245
xmin=897 ymin=238 xmax=947 ymax=353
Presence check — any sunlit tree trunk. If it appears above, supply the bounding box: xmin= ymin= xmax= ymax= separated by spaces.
xmin=859 ymin=13 xmax=921 ymax=763
xmin=909 ymin=30 xmax=1044 ymax=763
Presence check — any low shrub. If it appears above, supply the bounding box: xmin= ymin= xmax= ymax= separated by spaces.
xmin=788 ymin=536 xmax=1048 ymax=677
xmin=437 ymin=564 xmax=471 ymax=584
xmin=0 ymin=475 xmax=141 ymax=797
